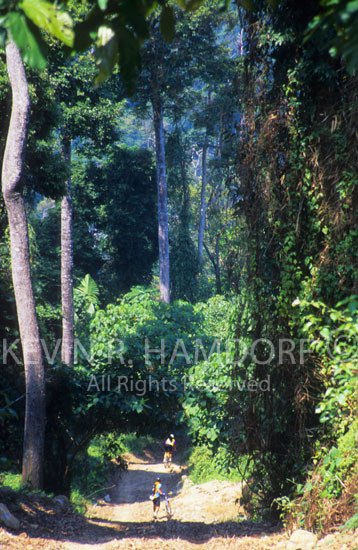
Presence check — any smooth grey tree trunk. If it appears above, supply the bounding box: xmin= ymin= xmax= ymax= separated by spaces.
xmin=61 ymin=135 xmax=74 ymax=366
xmin=152 ymin=91 xmax=170 ymax=303
xmin=1 ymin=41 xmax=45 ymax=489
xmin=198 ymin=130 xmax=208 ymax=266
xmin=214 ymin=234 xmax=222 ymax=294
xmin=204 ymin=238 xmax=222 ymax=295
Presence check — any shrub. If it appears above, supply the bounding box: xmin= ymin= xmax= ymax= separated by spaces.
xmin=287 ymin=417 xmax=358 ymax=533
xmin=188 ymin=445 xmax=244 ymax=484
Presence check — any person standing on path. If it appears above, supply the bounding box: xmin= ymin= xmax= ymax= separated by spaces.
xmin=151 ymin=477 xmax=163 ymax=520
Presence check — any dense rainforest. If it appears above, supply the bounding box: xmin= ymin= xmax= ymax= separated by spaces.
xmin=1 ymin=0 xmax=358 ymax=542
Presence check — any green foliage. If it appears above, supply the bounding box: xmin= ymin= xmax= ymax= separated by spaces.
xmin=187 ymin=445 xmax=245 ymax=484
xmin=0 ymin=362 xmax=25 ymax=474
xmin=74 ymin=274 xmax=99 ymax=345
xmin=75 ymin=274 xmax=99 ymax=315
xmin=69 ymin=433 xmax=152 ymax=512
xmin=160 ymin=5 xmax=175 ymax=43
xmin=116 ymin=433 xmax=155 ymax=458
xmin=70 ymin=437 xmax=117 ymax=511
xmin=92 ymin=433 xmax=128 ymax=471
xmin=73 ymin=0 xmax=224 ymax=86
xmin=73 ymin=288 xmax=235 ymax=449
xmin=20 ymin=0 xmax=74 ymax=46
xmin=72 ymin=146 xmax=158 ymax=300
xmin=69 ymin=489 xmax=87 ymax=515
xmin=0 ymin=1 xmax=73 ymax=70
xmin=26 ymin=143 xmax=158 ymax=327
xmin=43 ymin=361 xmax=133 ymax=494
xmin=30 ymin=202 xmax=61 ymax=305
xmin=296 ymin=296 xmax=358 ymax=433
xmin=86 ymin=287 xmax=202 ymax=428
xmin=170 ymin=227 xmax=199 ymax=302
xmin=182 ymin=351 xmax=233 ymax=444
xmin=181 ymin=297 xmax=237 ymax=459
xmin=194 ymin=294 xmax=235 ymax=338
xmin=339 ymin=512 xmax=358 ymax=533
xmin=225 ymin=0 xmax=358 ymax=521
xmin=286 ymin=418 xmax=358 ymax=532
xmin=2 ymin=0 xmax=358 ymax=529
xmin=0 ymin=472 xmax=22 ymax=491
xmin=6 ymin=11 xmax=48 ymax=68
xmin=308 ymin=0 xmax=358 ymax=72
xmin=0 ymin=0 xmax=218 ymax=86
xmin=0 ymin=392 xmax=19 ymax=470
xmin=0 ymin=392 xmax=18 ymax=426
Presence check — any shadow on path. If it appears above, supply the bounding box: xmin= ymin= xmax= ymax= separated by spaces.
xmin=1 ymin=460 xmax=282 ymax=547
xmin=88 ymin=517 xmax=282 ymax=544
xmin=8 ymin=508 xmax=281 ymax=546
xmin=4 ymin=492 xmax=282 ymax=547
xmin=111 ymin=466 xmax=180 ymax=505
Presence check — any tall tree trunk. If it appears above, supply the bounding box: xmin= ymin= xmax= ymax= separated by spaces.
xmin=1 ymin=41 xmax=45 ymax=489
xmin=61 ymin=135 xmax=74 ymax=366
xmin=203 ymin=238 xmax=222 ymax=295
xmin=198 ymin=130 xmax=208 ymax=266
xmin=151 ymin=91 xmax=170 ymax=303
xmin=214 ymin=234 xmax=222 ymax=294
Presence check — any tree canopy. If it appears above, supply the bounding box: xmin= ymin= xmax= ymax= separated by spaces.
xmin=2 ymin=0 xmax=358 ymax=538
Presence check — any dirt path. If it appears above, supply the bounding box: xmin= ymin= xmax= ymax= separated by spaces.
xmin=2 ymin=455 xmax=358 ymax=549
xmin=62 ymin=456 xmax=285 ymax=550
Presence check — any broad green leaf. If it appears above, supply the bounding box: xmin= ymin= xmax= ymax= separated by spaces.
xmin=337 ymin=393 xmax=347 ymax=405
xmin=75 ymin=274 xmax=99 ymax=301
xmin=73 ymin=5 xmax=104 ymax=51
xmin=75 ymin=274 xmax=99 ymax=314
xmin=8 ymin=12 xmax=47 ymax=69
xmin=320 ymin=327 xmax=330 ymax=339
xmin=346 ymin=1 xmax=358 ymax=14
xmin=304 ymin=481 xmax=313 ymax=492
xmin=330 ymin=311 xmax=340 ymax=321
xmin=97 ymin=24 xmax=115 ymax=47
xmin=94 ymin=25 xmax=118 ymax=85
xmin=20 ymin=0 xmax=74 ymax=47
xmin=348 ymin=300 xmax=358 ymax=315
xmin=98 ymin=0 xmax=108 ymax=10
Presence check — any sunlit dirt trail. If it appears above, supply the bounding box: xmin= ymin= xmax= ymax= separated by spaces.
xmin=62 ymin=455 xmax=285 ymax=550
xmin=2 ymin=453 xmax=358 ymax=549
